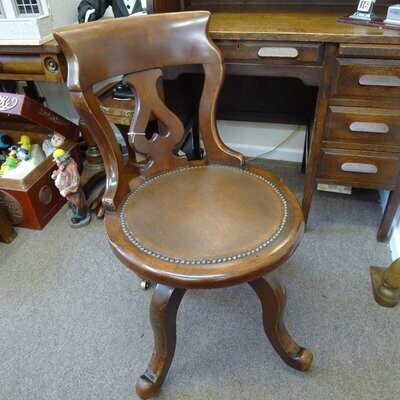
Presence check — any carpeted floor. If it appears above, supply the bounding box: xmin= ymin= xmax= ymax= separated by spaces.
xmin=1 ymin=159 xmax=398 ymax=400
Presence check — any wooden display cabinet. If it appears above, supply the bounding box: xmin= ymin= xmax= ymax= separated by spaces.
xmin=0 ymin=92 xmax=80 ymax=229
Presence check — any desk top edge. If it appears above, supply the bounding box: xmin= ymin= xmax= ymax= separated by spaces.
xmin=208 ymin=9 xmax=400 ymax=43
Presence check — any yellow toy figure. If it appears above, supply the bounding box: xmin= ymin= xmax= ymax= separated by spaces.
xmin=18 ymin=135 xmax=32 ymax=152
xmin=51 ymin=149 xmax=90 ymax=228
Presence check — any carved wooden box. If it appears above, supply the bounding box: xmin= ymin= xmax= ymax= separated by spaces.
xmin=0 ymin=92 xmax=80 ymax=229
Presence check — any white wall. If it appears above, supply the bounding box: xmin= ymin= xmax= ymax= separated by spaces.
xmin=218 ymin=120 xmax=306 ymax=162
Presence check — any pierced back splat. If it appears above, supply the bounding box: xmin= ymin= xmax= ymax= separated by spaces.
xmin=125 ymin=69 xmax=188 ymax=178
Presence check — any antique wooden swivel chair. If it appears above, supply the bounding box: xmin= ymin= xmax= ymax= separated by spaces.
xmin=54 ymin=11 xmax=313 ymax=399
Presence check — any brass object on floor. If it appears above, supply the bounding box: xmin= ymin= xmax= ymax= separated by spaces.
xmin=140 ymin=280 xmax=151 ymax=290
xmin=370 ymin=258 xmax=400 ymax=307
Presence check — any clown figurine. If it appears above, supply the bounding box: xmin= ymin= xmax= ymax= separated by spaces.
xmin=51 ymin=149 xmax=90 ymax=228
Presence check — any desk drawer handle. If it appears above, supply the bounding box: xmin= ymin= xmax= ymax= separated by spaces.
xmin=359 ymin=74 xmax=400 ymax=87
xmin=258 ymin=47 xmax=299 ymax=58
xmin=341 ymin=162 xmax=378 ymax=174
xmin=349 ymin=122 xmax=389 ymax=134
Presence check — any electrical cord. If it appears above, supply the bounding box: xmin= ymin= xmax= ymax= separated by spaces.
xmin=246 ymin=124 xmax=302 ymax=162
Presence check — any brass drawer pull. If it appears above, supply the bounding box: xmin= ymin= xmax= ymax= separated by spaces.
xmin=359 ymin=74 xmax=400 ymax=87
xmin=257 ymin=47 xmax=299 ymax=58
xmin=349 ymin=122 xmax=389 ymax=134
xmin=341 ymin=162 xmax=378 ymax=174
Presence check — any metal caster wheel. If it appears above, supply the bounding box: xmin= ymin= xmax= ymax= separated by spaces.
xmin=140 ymin=280 xmax=151 ymax=290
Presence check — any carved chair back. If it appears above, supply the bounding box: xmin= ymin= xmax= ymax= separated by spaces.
xmin=54 ymin=11 xmax=244 ymax=211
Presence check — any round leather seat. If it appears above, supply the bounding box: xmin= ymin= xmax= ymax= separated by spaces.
xmin=106 ymin=164 xmax=304 ymax=288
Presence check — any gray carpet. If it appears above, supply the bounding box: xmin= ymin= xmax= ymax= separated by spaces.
xmin=1 ymin=159 xmax=398 ymax=400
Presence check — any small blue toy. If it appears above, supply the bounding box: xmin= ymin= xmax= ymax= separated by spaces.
xmin=0 ymin=133 xmax=12 ymax=149
xmin=16 ymin=146 xmax=30 ymax=161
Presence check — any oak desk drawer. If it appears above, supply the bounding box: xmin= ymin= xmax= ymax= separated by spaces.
xmin=216 ymin=41 xmax=323 ymax=64
xmin=324 ymin=106 xmax=400 ymax=146
xmin=318 ymin=148 xmax=400 ymax=187
xmin=338 ymin=44 xmax=400 ymax=59
xmin=331 ymin=58 xmax=400 ymax=99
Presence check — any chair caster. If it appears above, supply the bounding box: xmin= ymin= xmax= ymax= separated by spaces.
xmin=140 ymin=280 xmax=151 ymax=290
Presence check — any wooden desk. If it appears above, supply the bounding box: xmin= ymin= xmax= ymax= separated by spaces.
xmin=3 ymin=4 xmax=400 ymax=240
xmin=148 ymin=2 xmax=400 ymax=241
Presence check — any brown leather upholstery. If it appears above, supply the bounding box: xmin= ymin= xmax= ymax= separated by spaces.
xmin=54 ymin=11 xmax=312 ymax=399
xmin=124 ymin=165 xmax=285 ymax=261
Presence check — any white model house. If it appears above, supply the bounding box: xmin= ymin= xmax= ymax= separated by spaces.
xmin=0 ymin=0 xmax=81 ymax=44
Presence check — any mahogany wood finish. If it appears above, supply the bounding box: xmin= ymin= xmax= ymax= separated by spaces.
xmin=248 ymin=275 xmax=313 ymax=371
xmin=136 ymin=285 xmax=186 ymax=399
xmin=54 ymin=11 xmax=312 ymax=398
